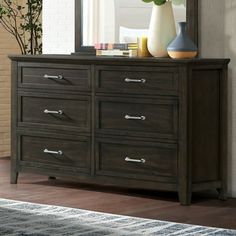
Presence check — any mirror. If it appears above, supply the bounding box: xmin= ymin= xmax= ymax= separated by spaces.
xmin=74 ymin=0 xmax=198 ymax=54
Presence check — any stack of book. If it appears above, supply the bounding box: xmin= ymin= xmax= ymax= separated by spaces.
xmin=95 ymin=43 xmax=138 ymax=57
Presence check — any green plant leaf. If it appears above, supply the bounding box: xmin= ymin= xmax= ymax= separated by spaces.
xmin=142 ymin=0 xmax=154 ymax=2
xmin=142 ymin=0 xmax=167 ymax=6
xmin=154 ymin=0 xmax=166 ymax=5
xmin=172 ymin=0 xmax=186 ymax=6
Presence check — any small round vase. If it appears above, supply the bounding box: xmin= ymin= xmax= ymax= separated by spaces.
xmin=147 ymin=2 xmax=176 ymax=58
xmin=167 ymin=22 xmax=198 ymax=59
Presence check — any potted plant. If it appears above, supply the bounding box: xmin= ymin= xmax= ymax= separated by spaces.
xmin=142 ymin=0 xmax=186 ymax=57
xmin=0 ymin=0 xmax=42 ymax=55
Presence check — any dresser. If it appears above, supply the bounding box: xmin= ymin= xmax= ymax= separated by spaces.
xmin=10 ymin=55 xmax=230 ymax=205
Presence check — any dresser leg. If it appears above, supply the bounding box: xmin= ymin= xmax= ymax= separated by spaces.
xmin=11 ymin=172 xmax=18 ymax=184
xmin=48 ymin=176 xmax=56 ymax=180
xmin=217 ymin=188 xmax=227 ymax=201
xmin=178 ymin=191 xmax=192 ymax=206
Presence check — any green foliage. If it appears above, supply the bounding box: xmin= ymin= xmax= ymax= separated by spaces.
xmin=0 ymin=0 xmax=42 ymax=55
xmin=142 ymin=0 xmax=186 ymax=6
xmin=142 ymin=0 xmax=166 ymax=5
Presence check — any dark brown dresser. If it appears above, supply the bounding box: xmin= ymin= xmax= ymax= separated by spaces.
xmin=9 ymin=55 xmax=230 ymax=205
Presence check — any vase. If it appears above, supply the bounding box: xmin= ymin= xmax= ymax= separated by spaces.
xmin=147 ymin=2 xmax=176 ymax=57
xmin=167 ymin=22 xmax=198 ymax=59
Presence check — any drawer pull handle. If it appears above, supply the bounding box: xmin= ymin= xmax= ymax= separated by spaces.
xmin=125 ymin=115 xmax=146 ymax=121
xmin=43 ymin=149 xmax=63 ymax=155
xmin=124 ymin=78 xmax=146 ymax=83
xmin=44 ymin=74 xmax=64 ymax=80
xmin=44 ymin=109 xmax=63 ymax=115
xmin=125 ymin=157 xmax=146 ymax=164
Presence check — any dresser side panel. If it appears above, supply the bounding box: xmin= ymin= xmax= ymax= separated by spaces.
xmin=191 ymin=69 xmax=221 ymax=183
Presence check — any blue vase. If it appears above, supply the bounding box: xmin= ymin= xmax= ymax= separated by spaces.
xmin=167 ymin=22 xmax=198 ymax=59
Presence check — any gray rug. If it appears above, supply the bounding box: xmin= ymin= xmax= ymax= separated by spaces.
xmin=0 ymin=198 xmax=235 ymax=236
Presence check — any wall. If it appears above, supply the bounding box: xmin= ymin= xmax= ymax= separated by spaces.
xmin=42 ymin=0 xmax=75 ymax=54
xmin=0 ymin=25 xmax=20 ymax=157
xmin=200 ymin=0 xmax=236 ymax=197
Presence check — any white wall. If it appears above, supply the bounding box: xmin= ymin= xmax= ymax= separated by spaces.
xmin=42 ymin=0 xmax=75 ymax=54
xmin=200 ymin=0 xmax=236 ymax=197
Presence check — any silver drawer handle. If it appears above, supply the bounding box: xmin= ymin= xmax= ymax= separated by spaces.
xmin=125 ymin=115 xmax=146 ymax=121
xmin=125 ymin=157 xmax=146 ymax=164
xmin=44 ymin=109 xmax=63 ymax=115
xmin=124 ymin=78 xmax=146 ymax=83
xmin=43 ymin=149 xmax=63 ymax=155
xmin=44 ymin=74 xmax=64 ymax=80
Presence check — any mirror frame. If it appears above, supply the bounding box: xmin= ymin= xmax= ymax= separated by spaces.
xmin=74 ymin=0 xmax=198 ymax=55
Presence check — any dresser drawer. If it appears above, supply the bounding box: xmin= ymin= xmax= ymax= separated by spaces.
xmin=95 ymin=66 xmax=178 ymax=95
xmin=19 ymin=134 xmax=90 ymax=173
xmin=96 ymin=138 xmax=177 ymax=182
xmin=96 ymin=97 xmax=178 ymax=139
xmin=19 ymin=92 xmax=91 ymax=133
xmin=18 ymin=63 xmax=90 ymax=91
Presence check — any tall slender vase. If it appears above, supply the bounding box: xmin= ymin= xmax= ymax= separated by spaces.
xmin=147 ymin=2 xmax=176 ymax=57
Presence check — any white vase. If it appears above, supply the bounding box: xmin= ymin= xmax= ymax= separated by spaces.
xmin=147 ymin=2 xmax=176 ymax=57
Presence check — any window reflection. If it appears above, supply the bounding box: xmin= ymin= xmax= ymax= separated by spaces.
xmin=82 ymin=0 xmax=186 ymax=46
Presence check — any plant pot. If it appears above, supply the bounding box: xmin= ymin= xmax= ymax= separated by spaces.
xmin=147 ymin=2 xmax=176 ymax=57
xmin=167 ymin=22 xmax=198 ymax=59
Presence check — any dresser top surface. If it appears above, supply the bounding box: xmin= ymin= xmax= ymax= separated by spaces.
xmin=9 ymin=54 xmax=230 ymax=65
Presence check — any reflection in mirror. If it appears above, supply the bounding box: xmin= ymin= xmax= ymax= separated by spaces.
xmin=82 ymin=0 xmax=186 ymax=46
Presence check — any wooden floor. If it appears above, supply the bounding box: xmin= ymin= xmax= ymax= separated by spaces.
xmin=1 ymin=157 xmax=236 ymax=230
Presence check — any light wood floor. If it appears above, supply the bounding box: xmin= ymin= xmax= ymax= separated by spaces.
xmin=1 ymin=157 xmax=236 ymax=230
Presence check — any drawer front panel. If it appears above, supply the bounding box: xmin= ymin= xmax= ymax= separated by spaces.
xmin=95 ymin=66 xmax=178 ymax=95
xmin=96 ymin=97 xmax=178 ymax=139
xmin=20 ymin=134 xmax=90 ymax=172
xmin=19 ymin=93 xmax=91 ymax=132
xmin=19 ymin=64 xmax=90 ymax=91
xmin=96 ymin=138 xmax=177 ymax=181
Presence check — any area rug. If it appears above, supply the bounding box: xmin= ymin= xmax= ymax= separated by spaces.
xmin=0 ymin=198 xmax=235 ymax=236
